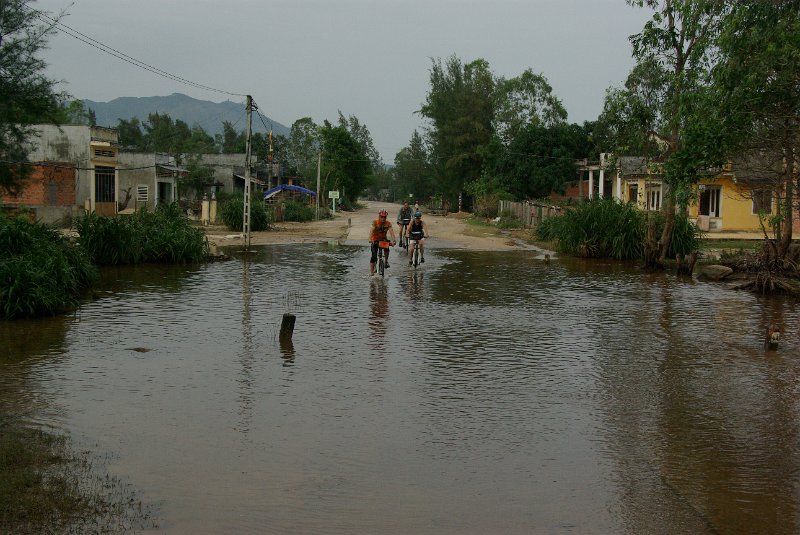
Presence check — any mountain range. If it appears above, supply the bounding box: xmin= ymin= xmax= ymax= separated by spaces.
xmin=82 ymin=93 xmax=291 ymax=138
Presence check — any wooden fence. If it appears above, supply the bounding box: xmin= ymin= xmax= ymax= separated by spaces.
xmin=498 ymin=200 xmax=561 ymax=228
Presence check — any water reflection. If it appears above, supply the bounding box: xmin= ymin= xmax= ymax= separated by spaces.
xmin=367 ymin=279 xmax=388 ymax=350
xmin=1 ymin=245 xmax=799 ymax=533
xmin=279 ymin=337 xmax=295 ymax=365
xmin=236 ymin=252 xmax=256 ymax=436
xmin=0 ymin=315 xmax=68 ymax=365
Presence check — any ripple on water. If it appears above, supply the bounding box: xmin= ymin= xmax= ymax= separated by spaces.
xmin=2 ymin=245 xmax=800 ymax=534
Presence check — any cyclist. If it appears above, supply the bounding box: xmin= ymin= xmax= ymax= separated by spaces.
xmin=396 ymin=201 xmax=413 ymax=247
xmin=369 ymin=209 xmax=397 ymax=276
xmin=407 ymin=211 xmax=427 ymax=265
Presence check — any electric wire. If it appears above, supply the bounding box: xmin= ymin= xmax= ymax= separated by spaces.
xmin=26 ymin=6 xmax=247 ymax=98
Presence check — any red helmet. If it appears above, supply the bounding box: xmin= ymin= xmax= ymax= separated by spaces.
xmin=378 ymin=210 xmax=388 ymax=217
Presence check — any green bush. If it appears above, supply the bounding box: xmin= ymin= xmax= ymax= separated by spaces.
xmin=220 ymin=194 xmax=271 ymax=231
xmin=537 ymin=199 xmax=702 ymax=261
xmin=534 ymin=216 xmax=560 ymax=242
xmin=542 ymin=198 xmax=645 ymax=259
xmin=283 ymin=200 xmax=315 ymax=222
xmin=0 ymin=214 xmax=97 ymax=319
xmin=74 ymin=203 xmax=208 ymax=265
xmin=665 ymin=212 xmax=703 ymax=257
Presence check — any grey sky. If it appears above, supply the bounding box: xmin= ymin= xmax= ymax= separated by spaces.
xmin=36 ymin=0 xmax=653 ymax=161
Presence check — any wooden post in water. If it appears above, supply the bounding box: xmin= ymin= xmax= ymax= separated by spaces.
xmin=280 ymin=313 xmax=296 ymax=341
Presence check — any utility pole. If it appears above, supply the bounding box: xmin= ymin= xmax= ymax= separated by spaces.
xmin=267 ymin=129 xmax=273 ymax=189
xmin=242 ymin=95 xmax=253 ymax=250
xmin=315 ymin=151 xmax=321 ymax=220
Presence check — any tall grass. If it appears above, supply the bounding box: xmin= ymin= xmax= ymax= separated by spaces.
xmin=663 ymin=212 xmax=703 ymax=257
xmin=538 ymin=198 xmax=644 ymax=259
xmin=0 ymin=418 xmax=157 ymax=533
xmin=535 ymin=198 xmax=701 ymax=261
xmin=75 ymin=203 xmax=208 ymax=265
xmin=283 ymin=200 xmax=315 ymax=222
xmin=0 ymin=214 xmax=97 ymax=319
xmin=220 ymin=194 xmax=272 ymax=231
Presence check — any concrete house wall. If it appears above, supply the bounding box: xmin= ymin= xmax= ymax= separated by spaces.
xmin=117 ymin=152 xmax=178 ymax=210
xmin=27 ymin=124 xmax=120 ymax=215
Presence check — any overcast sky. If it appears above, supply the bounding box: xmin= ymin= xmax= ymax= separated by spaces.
xmin=35 ymin=0 xmax=653 ymax=161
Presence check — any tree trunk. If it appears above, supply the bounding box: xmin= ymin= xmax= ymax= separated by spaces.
xmin=644 ymin=217 xmax=661 ymax=270
xmin=657 ymin=197 xmax=675 ymax=269
xmin=778 ymin=145 xmax=795 ymax=259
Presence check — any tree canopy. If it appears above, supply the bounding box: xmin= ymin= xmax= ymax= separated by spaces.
xmin=413 ymin=55 xmax=582 ymax=207
xmin=598 ymin=0 xmax=727 ymax=268
xmin=319 ymin=120 xmax=372 ymax=205
xmin=713 ymin=0 xmax=800 ymax=260
xmin=0 ymin=0 xmax=65 ymax=194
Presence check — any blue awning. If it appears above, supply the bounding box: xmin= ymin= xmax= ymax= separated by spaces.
xmin=263 ymin=184 xmax=317 ymax=200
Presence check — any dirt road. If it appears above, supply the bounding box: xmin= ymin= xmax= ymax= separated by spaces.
xmin=205 ymin=200 xmax=549 ymax=253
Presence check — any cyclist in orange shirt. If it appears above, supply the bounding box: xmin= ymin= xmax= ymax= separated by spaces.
xmin=369 ymin=209 xmax=396 ymax=276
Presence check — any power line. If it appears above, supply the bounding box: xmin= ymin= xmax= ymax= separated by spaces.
xmin=27 ymin=6 xmax=247 ymax=98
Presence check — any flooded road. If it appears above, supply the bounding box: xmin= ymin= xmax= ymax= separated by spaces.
xmin=2 ymin=244 xmax=800 ymax=534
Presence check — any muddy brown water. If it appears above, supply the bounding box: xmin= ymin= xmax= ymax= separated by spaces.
xmin=2 ymin=244 xmax=800 ymax=534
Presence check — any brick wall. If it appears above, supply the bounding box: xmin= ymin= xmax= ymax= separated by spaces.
xmin=0 ymin=163 xmax=76 ymax=206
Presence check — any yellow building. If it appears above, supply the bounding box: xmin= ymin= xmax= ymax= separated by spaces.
xmin=610 ymin=157 xmax=775 ymax=233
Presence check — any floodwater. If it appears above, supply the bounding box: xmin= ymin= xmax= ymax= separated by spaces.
xmin=2 ymin=244 xmax=800 ymax=534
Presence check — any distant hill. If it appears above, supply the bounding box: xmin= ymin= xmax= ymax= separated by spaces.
xmin=83 ymin=93 xmax=290 ymax=138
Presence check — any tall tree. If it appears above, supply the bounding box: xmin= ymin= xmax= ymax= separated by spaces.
xmin=337 ymin=111 xmax=382 ymax=170
xmin=218 ymin=120 xmax=245 ymax=153
xmin=55 ymin=99 xmax=95 ymax=125
xmin=185 ymin=124 xmax=216 ymax=154
xmin=420 ymin=56 xmax=495 ymax=205
xmin=180 ymin=154 xmax=216 ymax=199
xmin=288 ymin=117 xmax=320 ymax=181
xmin=117 ymin=117 xmax=146 ymax=151
xmin=393 ymin=130 xmax=433 ymax=202
xmin=142 ymin=112 xmax=176 ymax=154
xmin=493 ymin=69 xmax=568 ymax=145
xmin=495 ymin=123 xmax=588 ymax=199
xmin=0 ymin=0 xmax=66 ymax=194
xmin=319 ymin=121 xmax=371 ymax=205
xmin=714 ymin=0 xmax=800 ymax=261
xmin=612 ymin=0 xmax=727 ymax=269
xmin=270 ymin=133 xmax=290 ymax=175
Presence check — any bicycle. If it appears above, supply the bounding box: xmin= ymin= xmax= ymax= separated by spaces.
xmin=397 ymin=219 xmax=410 ymax=253
xmin=409 ymin=236 xmax=427 ymax=268
xmin=376 ymin=240 xmax=393 ymax=277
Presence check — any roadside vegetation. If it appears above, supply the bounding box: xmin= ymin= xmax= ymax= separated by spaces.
xmin=281 ymin=199 xmax=316 ymax=222
xmin=496 ymin=210 xmax=523 ymax=230
xmin=0 ymin=419 xmax=157 ymax=533
xmin=220 ymin=195 xmax=322 ymax=231
xmin=1 ymin=203 xmax=208 ymax=319
xmin=535 ymin=198 xmax=700 ymax=262
xmin=75 ymin=203 xmax=208 ymax=265
xmin=0 ymin=213 xmax=97 ymax=320
xmin=220 ymin=193 xmax=272 ymax=231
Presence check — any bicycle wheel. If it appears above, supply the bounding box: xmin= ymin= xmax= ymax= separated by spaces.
xmin=412 ymin=244 xmax=419 ymax=268
xmin=379 ymin=254 xmax=385 ymax=277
